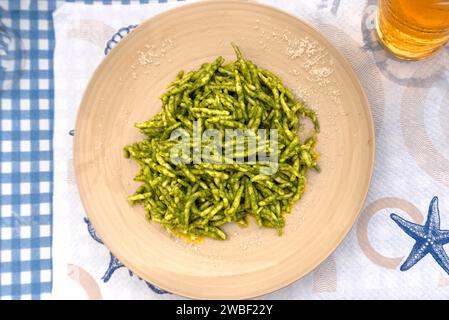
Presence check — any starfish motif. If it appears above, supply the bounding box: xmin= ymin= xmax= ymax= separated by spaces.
xmin=83 ymin=217 xmax=168 ymax=294
xmin=74 ymin=24 xmax=170 ymax=296
xmin=391 ymin=196 xmax=449 ymax=275
xmin=104 ymin=25 xmax=137 ymax=55
xmin=84 ymin=217 xmax=103 ymax=244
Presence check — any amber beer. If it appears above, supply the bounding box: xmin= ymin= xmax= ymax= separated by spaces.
xmin=376 ymin=0 xmax=449 ymax=60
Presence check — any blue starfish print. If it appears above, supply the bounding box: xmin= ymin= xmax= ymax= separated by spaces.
xmin=104 ymin=25 xmax=137 ymax=55
xmin=391 ymin=196 xmax=449 ymax=275
xmin=77 ymin=25 xmax=170 ymax=296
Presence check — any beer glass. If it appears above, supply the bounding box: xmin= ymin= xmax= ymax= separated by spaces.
xmin=376 ymin=0 xmax=449 ymax=60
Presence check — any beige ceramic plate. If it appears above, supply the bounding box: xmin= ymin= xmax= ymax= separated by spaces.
xmin=74 ymin=0 xmax=375 ymax=299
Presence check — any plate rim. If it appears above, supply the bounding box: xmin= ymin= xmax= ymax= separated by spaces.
xmin=74 ymin=0 xmax=376 ymax=299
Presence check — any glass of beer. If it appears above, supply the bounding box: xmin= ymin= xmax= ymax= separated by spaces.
xmin=376 ymin=0 xmax=449 ymax=60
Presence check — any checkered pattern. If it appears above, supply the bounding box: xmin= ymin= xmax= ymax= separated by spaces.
xmin=0 ymin=0 xmax=174 ymax=300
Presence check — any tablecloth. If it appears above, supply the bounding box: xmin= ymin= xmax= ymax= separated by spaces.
xmin=2 ymin=0 xmax=449 ymax=300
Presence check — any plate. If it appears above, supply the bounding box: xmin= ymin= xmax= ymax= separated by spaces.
xmin=74 ymin=0 xmax=375 ymax=299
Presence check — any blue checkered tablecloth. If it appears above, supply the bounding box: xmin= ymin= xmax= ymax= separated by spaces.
xmin=0 ymin=0 xmax=172 ymax=301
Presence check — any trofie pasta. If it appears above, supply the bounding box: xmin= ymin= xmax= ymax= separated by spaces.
xmin=124 ymin=44 xmax=320 ymax=241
